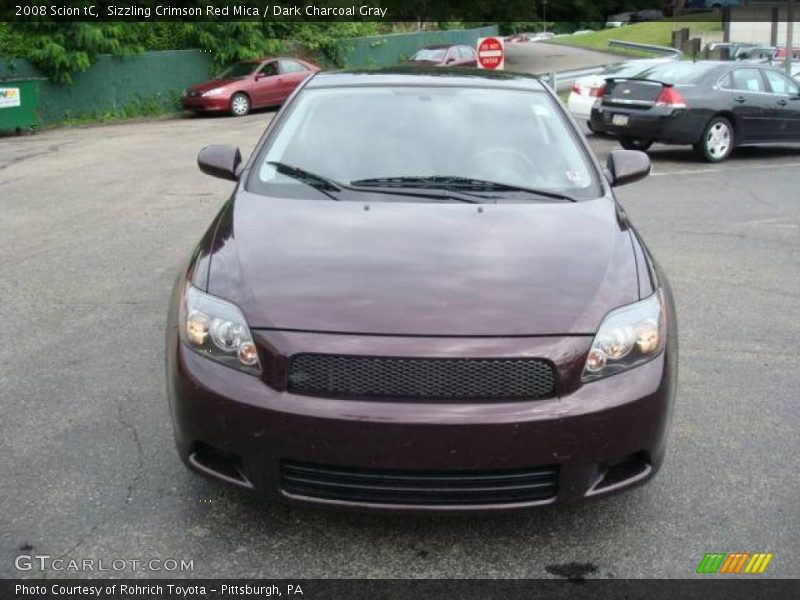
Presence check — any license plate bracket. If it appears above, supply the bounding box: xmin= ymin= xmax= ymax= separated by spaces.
xmin=612 ymin=114 xmax=629 ymax=126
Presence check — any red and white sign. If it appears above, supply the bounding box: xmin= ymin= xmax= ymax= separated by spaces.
xmin=476 ymin=36 xmax=505 ymax=70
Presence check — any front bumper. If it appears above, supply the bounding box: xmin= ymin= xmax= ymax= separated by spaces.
xmin=166 ymin=321 xmax=677 ymax=513
xmin=181 ymin=95 xmax=230 ymax=112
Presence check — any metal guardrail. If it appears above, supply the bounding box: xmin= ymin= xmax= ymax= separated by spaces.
xmin=607 ymin=39 xmax=683 ymax=58
xmin=539 ymin=41 xmax=682 ymax=92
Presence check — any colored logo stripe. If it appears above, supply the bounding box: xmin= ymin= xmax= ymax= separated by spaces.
xmin=720 ymin=553 xmax=749 ymax=573
xmin=744 ymin=553 xmax=773 ymax=574
xmin=696 ymin=552 xmax=773 ymax=574
xmin=697 ymin=553 xmax=726 ymax=574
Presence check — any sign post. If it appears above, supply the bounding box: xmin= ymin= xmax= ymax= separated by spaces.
xmin=476 ymin=37 xmax=505 ymax=70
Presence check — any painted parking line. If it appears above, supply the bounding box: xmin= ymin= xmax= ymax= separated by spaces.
xmin=651 ymin=161 xmax=800 ymax=177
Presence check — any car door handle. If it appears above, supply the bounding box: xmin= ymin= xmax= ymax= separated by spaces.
xmin=734 ymin=96 xmax=746 ymax=103
xmin=778 ymin=98 xmax=788 ymax=106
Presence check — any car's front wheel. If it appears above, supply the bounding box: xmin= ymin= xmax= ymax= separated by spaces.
xmin=694 ymin=116 xmax=734 ymax=162
xmin=230 ymin=93 xmax=251 ymax=117
xmin=619 ymin=137 xmax=653 ymax=151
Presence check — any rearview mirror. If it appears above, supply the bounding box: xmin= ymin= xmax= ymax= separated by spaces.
xmin=606 ymin=149 xmax=651 ymax=187
xmin=197 ymin=145 xmax=242 ymax=181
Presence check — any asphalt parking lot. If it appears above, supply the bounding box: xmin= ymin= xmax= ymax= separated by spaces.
xmin=1 ymin=109 xmax=798 ymax=580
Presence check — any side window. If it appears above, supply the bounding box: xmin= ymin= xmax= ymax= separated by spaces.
xmin=718 ymin=72 xmax=733 ymax=89
xmin=259 ymin=62 xmax=278 ymax=77
xmin=730 ymin=69 xmax=766 ymax=92
xmin=763 ymin=70 xmax=800 ymax=95
xmin=279 ymin=60 xmax=308 ymax=74
xmin=462 ymin=46 xmax=476 ymax=60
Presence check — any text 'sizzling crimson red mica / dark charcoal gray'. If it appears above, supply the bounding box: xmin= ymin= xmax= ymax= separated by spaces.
xmin=166 ymin=68 xmax=678 ymax=513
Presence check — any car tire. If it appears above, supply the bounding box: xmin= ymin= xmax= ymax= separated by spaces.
xmin=694 ymin=116 xmax=734 ymax=163
xmin=230 ymin=93 xmax=251 ymax=117
xmin=587 ymin=120 xmax=600 ymax=134
xmin=619 ymin=137 xmax=653 ymax=151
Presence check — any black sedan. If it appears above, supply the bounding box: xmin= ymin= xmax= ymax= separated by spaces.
xmin=590 ymin=61 xmax=800 ymax=161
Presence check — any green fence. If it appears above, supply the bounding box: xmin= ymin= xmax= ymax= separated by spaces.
xmin=0 ymin=26 xmax=499 ymax=125
xmin=337 ymin=25 xmax=499 ymax=68
xmin=0 ymin=50 xmax=211 ymax=125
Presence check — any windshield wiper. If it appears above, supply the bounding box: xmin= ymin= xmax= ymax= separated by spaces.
xmin=267 ymin=163 xmax=480 ymax=204
xmin=350 ymin=176 xmax=578 ymax=203
xmin=267 ymin=161 xmax=342 ymax=201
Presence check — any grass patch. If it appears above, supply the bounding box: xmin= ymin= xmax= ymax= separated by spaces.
xmin=549 ymin=20 xmax=722 ymax=57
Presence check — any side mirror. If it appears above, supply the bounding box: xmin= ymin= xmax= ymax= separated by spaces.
xmin=198 ymin=145 xmax=242 ymax=181
xmin=606 ymin=149 xmax=651 ymax=187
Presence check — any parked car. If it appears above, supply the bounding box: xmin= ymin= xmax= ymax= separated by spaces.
xmin=631 ymin=9 xmax=664 ymax=21
xmin=167 ymin=67 xmax=678 ymax=512
xmin=181 ymin=57 xmax=320 ymax=117
xmin=567 ymin=58 xmax=676 ymax=131
xmin=507 ymin=32 xmax=555 ymax=43
xmin=590 ymin=60 xmax=800 ymax=161
xmin=704 ymin=41 xmax=755 ymax=60
xmin=735 ymin=45 xmax=778 ymax=62
xmin=775 ymin=47 xmax=800 ymax=60
xmin=406 ymin=44 xmax=478 ymax=67
xmin=606 ymin=13 xmax=631 ymax=27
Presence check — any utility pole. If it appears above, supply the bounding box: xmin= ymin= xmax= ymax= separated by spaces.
xmin=542 ymin=0 xmax=547 ymax=33
xmin=786 ymin=0 xmax=795 ymax=75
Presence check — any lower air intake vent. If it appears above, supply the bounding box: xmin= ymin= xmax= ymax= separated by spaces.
xmin=281 ymin=461 xmax=558 ymax=506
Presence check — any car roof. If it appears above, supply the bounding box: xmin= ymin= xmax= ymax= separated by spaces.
xmin=418 ymin=44 xmax=456 ymax=50
xmin=305 ymin=67 xmax=547 ymax=91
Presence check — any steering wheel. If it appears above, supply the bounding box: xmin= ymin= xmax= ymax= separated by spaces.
xmin=471 ymin=148 xmax=544 ymax=185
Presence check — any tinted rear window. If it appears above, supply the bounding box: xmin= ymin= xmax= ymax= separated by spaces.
xmin=633 ymin=62 xmax=719 ymax=84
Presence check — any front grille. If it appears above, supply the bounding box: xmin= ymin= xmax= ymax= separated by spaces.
xmin=281 ymin=461 xmax=558 ymax=506
xmin=286 ymin=354 xmax=557 ymax=401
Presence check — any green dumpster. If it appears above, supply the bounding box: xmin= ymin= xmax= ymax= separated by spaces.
xmin=0 ymin=77 xmax=44 ymax=133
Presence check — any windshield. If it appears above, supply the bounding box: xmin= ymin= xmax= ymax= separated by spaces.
xmin=411 ymin=48 xmax=447 ymax=61
xmin=249 ymin=86 xmax=600 ymax=202
xmin=218 ymin=62 xmax=257 ymax=79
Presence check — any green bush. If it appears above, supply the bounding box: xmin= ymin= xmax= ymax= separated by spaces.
xmin=0 ymin=22 xmax=387 ymax=84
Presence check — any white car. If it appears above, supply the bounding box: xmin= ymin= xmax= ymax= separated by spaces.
xmin=566 ymin=59 xmax=674 ymax=131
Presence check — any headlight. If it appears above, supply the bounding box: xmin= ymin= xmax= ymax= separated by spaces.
xmin=582 ymin=290 xmax=666 ymax=382
xmin=202 ymin=88 xmax=225 ymax=97
xmin=179 ymin=284 xmax=261 ymax=376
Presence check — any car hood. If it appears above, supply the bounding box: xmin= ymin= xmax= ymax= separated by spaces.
xmin=187 ymin=79 xmax=237 ymax=93
xmin=205 ymin=191 xmax=639 ymax=336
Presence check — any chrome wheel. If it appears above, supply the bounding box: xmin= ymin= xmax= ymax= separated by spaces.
xmin=705 ymin=121 xmax=731 ymax=159
xmin=230 ymin=94 xmax=250 ymax=117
